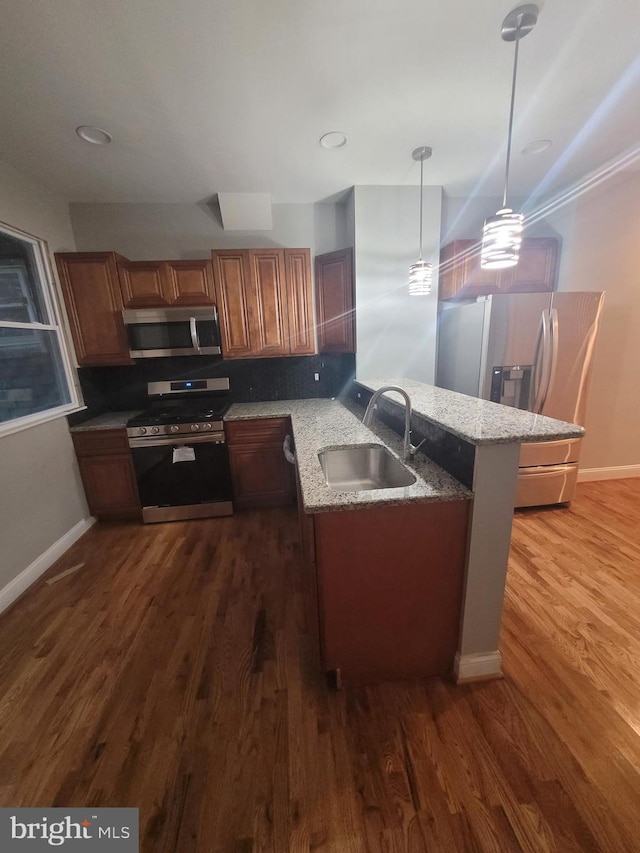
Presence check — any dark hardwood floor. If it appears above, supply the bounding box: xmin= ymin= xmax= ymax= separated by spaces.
xmin=1 ymin=479 xmax=639 ymax=851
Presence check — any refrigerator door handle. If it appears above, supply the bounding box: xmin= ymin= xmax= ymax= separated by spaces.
xmin=540 ymin=307 xmax=559 ymax=413
xmin=532 ymin=309 xmax=550 ymax=413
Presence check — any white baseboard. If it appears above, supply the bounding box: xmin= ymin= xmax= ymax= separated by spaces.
xmin=454 ymin=650 xmax=503 ymax=683
xmin=0 ymin=516 xmax=96 ymax=615
xmin=578 ymin=464 xmax=640 ymax=482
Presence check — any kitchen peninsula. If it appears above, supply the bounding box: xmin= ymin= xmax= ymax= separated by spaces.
xmin=225 ymin=379 xmax=584 ymax=686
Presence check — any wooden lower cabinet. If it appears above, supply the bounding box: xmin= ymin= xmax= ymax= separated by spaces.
xmin=226 ymin=418 xmax=296 ymax=509
xmin=72 ymin=429 xmax=141 ymax=520
xmin=311 ymin=499 xmax=470 ymax=687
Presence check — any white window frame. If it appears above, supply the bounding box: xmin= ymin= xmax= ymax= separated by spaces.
xmin=0 ymin=220 xmax=84 ymax=439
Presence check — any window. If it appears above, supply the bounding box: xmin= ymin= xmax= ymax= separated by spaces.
xmin=0 ymin=222 xmax=81 ymax=436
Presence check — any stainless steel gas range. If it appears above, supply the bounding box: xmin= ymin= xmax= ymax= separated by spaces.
xmin=126 ymin=377 xmax=233 ymax=523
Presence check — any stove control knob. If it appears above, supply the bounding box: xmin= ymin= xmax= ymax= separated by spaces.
xmin=138 ymin=427 xmax=147 ymax=435
xmin=203 ymin=422 xmax=213 ymax=430
xmin=191 ymin=423 xmax=200 ymax=431
xmin=170 ymin=425 xmax=180 ymax=434
xmin=151 ymin=427 xmax=160 ymax=434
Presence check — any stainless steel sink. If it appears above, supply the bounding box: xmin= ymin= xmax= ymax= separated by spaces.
xmin=318 ymin=444 xmax=417 ymax=491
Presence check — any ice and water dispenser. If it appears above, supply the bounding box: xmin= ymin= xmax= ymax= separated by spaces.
xmin=489 ymin=365 xmax=533 ymax=409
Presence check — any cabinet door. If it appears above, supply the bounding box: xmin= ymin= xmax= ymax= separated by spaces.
xmin=165 ymin=259 xmax=216 ymax=306
xmin=315 ymin=248 xmax=355 ymax=353
xmin=249 ymin=249 xmax=289 ymax=357
xmin=226 ymin=418 xmax=295 ymax=509
xmin=55 ymin=253 xmax=132 ymax=366
xmin=77 ymin=454 xmax=140 ymax=519
xmin=439 ymin=238 xmax=559 ymax=300
xmin=118 ymin=260 xmax=168 ymax=308
xmin=438 ymin=241 xmax=499 ymax=301
xmin=212 ymin=250 xmax=254 ymax=357
xmin=229 ymin=443 xmax=295 ymax=508
xmin=500 ymin=238 xmax=558 ymax=294
xmin=285 ymin=249 xmax=315 ymax=355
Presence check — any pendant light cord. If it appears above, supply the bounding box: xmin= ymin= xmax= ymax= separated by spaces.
xmin=503 ymin=14 xmax=523 ymax=208
xmin=419 ymin=155 xmax=424 ymax=261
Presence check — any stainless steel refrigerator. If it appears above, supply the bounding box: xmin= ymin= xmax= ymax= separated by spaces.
xmin=437 ymin=291 xmax=605 ymax=507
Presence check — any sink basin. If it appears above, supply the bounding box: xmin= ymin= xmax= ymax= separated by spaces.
xmin=318 ymin=444 xmax=417 ymax=491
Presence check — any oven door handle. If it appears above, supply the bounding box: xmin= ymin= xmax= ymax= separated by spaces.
xmin=129 ymin=433 xmax=225 ymax=448
xmin=189 ymin=316 xmax=202 ymax=354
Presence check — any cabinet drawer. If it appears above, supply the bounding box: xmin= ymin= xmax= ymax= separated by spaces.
xmin=225 ymin=417 xmax=290 ymax=445
xmin=72 ymin=428 xmax=131 ymax=457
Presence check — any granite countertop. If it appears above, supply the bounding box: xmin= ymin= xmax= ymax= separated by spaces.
xmin=225 ymin=399 xmax=472 ymax=513
xmin=356 ymin=378 xmax=585 ymax=445
xmin=69 ymin=411 xmax=141 ymax=432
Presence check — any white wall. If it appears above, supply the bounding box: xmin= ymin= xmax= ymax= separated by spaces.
xmin=0 ymin=159 xmax=89 ymax=593
xmin=353 ymin=185 xmax=442 ymax=384
xmin=70 ymin=201 xmax=350 ymax=259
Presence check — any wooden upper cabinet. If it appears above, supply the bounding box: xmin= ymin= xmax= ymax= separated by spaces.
xmin=439 ymin=238 xmax=559 ymax=301
xmin=285 ymin=249 xmax=315 ymax=355
xmin=212 ymin=247 xmax=315 ymax=359
xmin=165 ymin=260 xmax=215 ymax=306
xmin=502 ymin=238 xmax=558 ymax=294
xmin=248 ymin=249 xmax=289 ymax=356
xmin=439 ymin=241 xmax=499 ymax=302
xmin=55 ymin=252 xmax=132 ymax=366
xmin=118 ymin=259 xmax=215 ymax=308
xmin=118 ymin=260 xmax=168 ymax=307
xmin=315 ymin=248 xmax=355 ymax=353
xmin=212 ymin=250 xmax=254 ymax=357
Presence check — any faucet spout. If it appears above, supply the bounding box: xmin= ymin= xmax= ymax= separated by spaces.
xmin=362 ymin=385 xmax=421 ymax=461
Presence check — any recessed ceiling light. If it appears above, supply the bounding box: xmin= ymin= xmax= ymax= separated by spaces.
xmin=521 ymin=139 xmax=552 ymax=155
xmin=319 ymin=131 xmax=348 ymax=150
xmin=76 ymin=126 xmax=113 ymax=145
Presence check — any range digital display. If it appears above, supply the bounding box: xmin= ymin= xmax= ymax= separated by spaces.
xmin=170 ymin=380 xmax=208 ymax=392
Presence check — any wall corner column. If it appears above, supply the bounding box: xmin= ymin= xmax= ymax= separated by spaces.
xmin=454 ymin=441 xmax=520 ymax=682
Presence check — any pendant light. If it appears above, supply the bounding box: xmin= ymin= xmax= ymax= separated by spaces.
xmin=481 ymin=4 xmax=539 ymax=270
xmin=409 ymin=146 xmax=433 ymax=295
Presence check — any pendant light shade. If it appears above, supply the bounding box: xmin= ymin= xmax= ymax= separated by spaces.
xmin=408 ymin=261 xmax=432 ymax=295
xmin=481 ymin=4 xmax=539 ymax=270
xmin=409 ymin=146 xmax=433 ymax=296
xmin=480 ymin=208 xmax=524 ymax=269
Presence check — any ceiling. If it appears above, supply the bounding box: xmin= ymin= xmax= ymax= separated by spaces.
xmin=1 ymin=0 xmax=639 ymax=204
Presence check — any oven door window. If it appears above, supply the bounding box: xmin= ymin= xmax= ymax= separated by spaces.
xmin=131 ymin=441 xmax=232 ymax=508
xmin=126 ymin=319 xmax=220 ymax=353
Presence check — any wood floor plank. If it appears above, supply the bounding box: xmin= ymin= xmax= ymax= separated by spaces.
xmin=0 ymin=481 xmax=639 ymax=851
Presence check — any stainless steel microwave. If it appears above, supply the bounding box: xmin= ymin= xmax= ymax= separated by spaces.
xmin=122 ymin=307 xmax=221 ymax=358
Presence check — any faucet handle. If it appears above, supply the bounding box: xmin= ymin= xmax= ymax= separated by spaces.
xmin=409 ymin=437 xmax=426 ymax=457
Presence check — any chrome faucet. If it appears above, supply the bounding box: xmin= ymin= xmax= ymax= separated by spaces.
xmin=362 ymin=385 xmax=425 ymax=461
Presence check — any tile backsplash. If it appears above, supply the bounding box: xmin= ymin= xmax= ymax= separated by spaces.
xmin=71 ymin=353 xmax=355 ymax=423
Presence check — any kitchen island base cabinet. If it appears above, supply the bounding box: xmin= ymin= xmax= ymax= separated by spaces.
xmin=313 ymin=500 xmax=470 ymax=687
